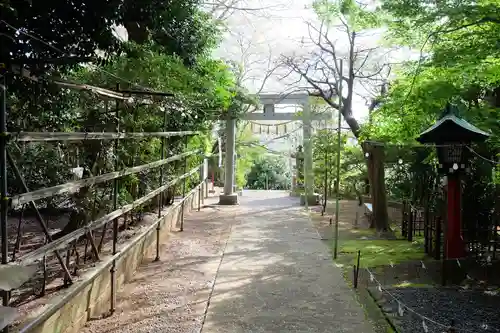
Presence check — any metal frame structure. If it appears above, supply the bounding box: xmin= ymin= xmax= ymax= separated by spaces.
xmin=0 ymin=77 xmax=208 ymax=333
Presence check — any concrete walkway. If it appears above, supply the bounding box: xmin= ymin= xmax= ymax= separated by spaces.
xmin=202 ymin=190 xmax=375 ymax=333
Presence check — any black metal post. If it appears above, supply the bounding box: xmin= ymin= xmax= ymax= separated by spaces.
xmin=112 ymin=88 xmax=120 ymax=255
xmin=401 ymin=200 xmax=406 ymax=237
xmin=201 ymin=159 xmax=205 ymax=205
xmin=441 ymin=258 xmax=447 ymax=286
xmin=198 ymin=159 xmax=203 ymax=211
xmin=205 ymin=174 xmax=209 ymax=198
xmin=198 ymin=183 xmax=202 ymax=212
xmin=41 ymin=249 xmax=47 ymax=296
xmin=356 ymin=250 xmax=361 ymax=272
xmin=408 ymin=206 xmax=414 ymax=242
xmin=352 ymin=265 xmax=357 ymax=288
xmin=401 ymin=200 xmax=407 ymax=237
xmin=201 ymin=181 xmax=205 ymax=204
xmin=64 ymin=247 xmax=71 ymax=287
xmin=110 ymin=84 xmax=120 ymax=314
xmin=424 ymin=206 xmax=430 ymax=254
xmin=435 ymin=216 xmax=442 ymax=260
xmin=180 ymin=136 xmax=188 ymax=232
xmin=1 ymin=76 xmax=10 ymax=330
xmin=333 ymin=59 xmax=343 ymax=260
xmin=353 ymin=250 xmax=361 ymax=288
xmin=448 ymin=319 xmax=456 ymax=333
xmin=6 ymin=149 xmax=73 ymax=282
xmin=322 ymin=149 xmax=328 ymax=216
xmin=155 ymin=109 xmax=168 ymax=261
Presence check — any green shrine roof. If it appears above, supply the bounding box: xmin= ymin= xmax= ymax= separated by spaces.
xmin=417 ymin=104 xmax=490 ymax=144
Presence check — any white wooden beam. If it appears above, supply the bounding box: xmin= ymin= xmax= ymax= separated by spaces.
xmin=0 ymin=265 xmax=38 ymax=291
xmin=243 ymin=112 xmax=332 ymax=121
xmin=0 ymin=306 xmax=18 ymax=331
xmin=253 ymin=93 xmax=310 ymax=105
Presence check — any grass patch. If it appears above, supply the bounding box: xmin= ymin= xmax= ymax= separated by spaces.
xmin=336 ymin=238 xmax=425 ymax=268
xmin=344 ymin=227 xmax=374 ymax=238
xmin=392 ymin=281 xmax=432 ymax=288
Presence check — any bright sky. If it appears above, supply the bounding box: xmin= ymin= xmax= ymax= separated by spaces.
xmin=213 ymin=0 xmax=372 ymax=121
xmin=111 ymin=1 xmax=417 ymax=154
xmin=115 ymin=0 xmax=415 ymax=127
xmin=213 ymin=0 xmax=417 ymax=126
xmin=209 ymin=0 xmax=418 ymax=151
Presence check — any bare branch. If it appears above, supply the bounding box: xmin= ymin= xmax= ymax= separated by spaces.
xmin=202 ymin=0 xmax=284 ymax=21
xmin=280 ymin=55 xmax=340 ymax=110
xmin=281 ymin=10 xmax=396 ymax=138
xmin=306 ymin=21 xmax=342 ymax=80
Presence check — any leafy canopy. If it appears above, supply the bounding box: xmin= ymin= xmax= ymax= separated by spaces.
xmin=0 ymin=0 xmax=218 ymax=67
xmin=366 ymin=0 xmax=500 ymax=147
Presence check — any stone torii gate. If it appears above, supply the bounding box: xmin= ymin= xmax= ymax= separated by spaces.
xmin=219 ymin=92 xmax=333 ymax=205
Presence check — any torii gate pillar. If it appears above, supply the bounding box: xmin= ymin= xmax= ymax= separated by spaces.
xmin=219 ymin=116 xmax=238 ymax=205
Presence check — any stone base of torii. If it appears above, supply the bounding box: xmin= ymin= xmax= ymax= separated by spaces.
xmin=219 ymin=93 xmax=333 ymax=206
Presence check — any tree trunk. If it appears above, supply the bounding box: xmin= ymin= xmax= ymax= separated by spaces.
xmin=366 ymin=144 xmax=390 ymax=231
xmin=328 ymin=177 xmax=334 ymax=197
xmin=164 ymin=185 xmax=176 ymax=206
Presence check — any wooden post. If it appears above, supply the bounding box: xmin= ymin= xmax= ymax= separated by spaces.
xmin=424 ymin=206 xmax=430 ymax=254
xmin=402 ymin=200 xmax=407 ymax=238
xmin=435 ymin=216 xmax=442 ymax=260
xmin=366 ymin=143 xmax=390 ymax=231
xmin=408 ymin=205 xmax=414 ymax=242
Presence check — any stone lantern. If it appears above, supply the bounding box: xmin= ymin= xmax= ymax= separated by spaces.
xmin=416 ymin=103 xmax=490 ymax=258
xmin=295 ymin=145 xmax=304 ymax=186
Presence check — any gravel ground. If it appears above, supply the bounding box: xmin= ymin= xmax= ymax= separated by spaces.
xmin=376 ymin=287 xmax=500 ymax=332
xmin=81 ymin=194 xmax=239 ymax=333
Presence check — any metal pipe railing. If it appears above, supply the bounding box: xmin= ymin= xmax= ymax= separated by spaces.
xmin=17 ymin=179 xmax=206 ymax=333
xmin=12 ymin=131 xmax=199 ymax=142
xmin=17 ymin=166 xmax=201 ymax=266
xmin=10 ymin=150 xmax=200 ymax=208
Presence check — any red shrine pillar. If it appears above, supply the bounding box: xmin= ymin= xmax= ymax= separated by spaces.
xmin=446 ymin=174 xmax=464 ymax=259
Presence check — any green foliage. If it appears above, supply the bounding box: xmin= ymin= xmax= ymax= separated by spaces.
xmin=313 ymin=0 xmax=383 ymax=30
xmin=312 ymin=129 xmax=364 ymax=196
xmin=0 ymin=0 xmax=216 ymax=67
xmin=149 ymin=4 xmax=223 ymax=65
xmin=364 ymin=0 xmax=500 ymax=218
xmin=369 ymin=0 xmax=500 ymax=147
xmin=2 ymin=2 xmax=253 ymax=237
xmin=68 ymin=43 xmax=241 ymax=211
xmin=235 ymin=124 xmax=265 ymax=188
xmin=76 ymin=42 xmax=237 ymax=122
xmin=341 ymin=145 xmax=366 ymax=193
xmin=312 ymin=129 xmax=343 ymax=191
xmin=246 ymin=155 xmax=290 ymax=190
